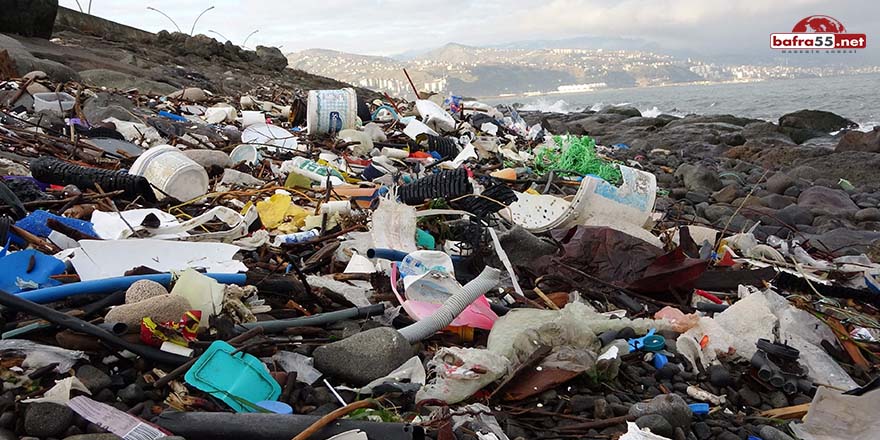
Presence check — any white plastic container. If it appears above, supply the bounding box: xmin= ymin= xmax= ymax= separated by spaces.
xmin=129 ymin=145 xmax=209 ymax=202
xmin=307 ymin=88 xmax=358 ymax=135
xmin=33 ymin=92 xmax=75 ymax=115
xmin=230 ymin=144 xmax=262 ymax=166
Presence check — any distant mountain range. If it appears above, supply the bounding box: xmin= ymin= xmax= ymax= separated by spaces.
xmin=286 ymin=38 xmax=880 ymax=98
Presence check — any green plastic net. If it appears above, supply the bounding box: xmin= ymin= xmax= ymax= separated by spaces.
xmin=533 ymin=135 xmax=622 ymax=184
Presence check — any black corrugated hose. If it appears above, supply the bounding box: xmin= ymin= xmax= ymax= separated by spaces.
xmin=398 ymin=168 xmax=473 ymax=206
xmin=30 ymin=156 xmax=156 ymax=202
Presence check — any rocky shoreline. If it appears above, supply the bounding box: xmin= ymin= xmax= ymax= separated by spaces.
xmin=522 ymin=107 xmax=880 ymax=257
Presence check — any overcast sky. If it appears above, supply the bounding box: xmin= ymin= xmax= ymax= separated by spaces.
xmin=59 ymin=0 xmax=879 ymax=59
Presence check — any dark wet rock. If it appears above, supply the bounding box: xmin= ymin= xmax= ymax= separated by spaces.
xmin=25 ymin=403 xmax=74 ymax=437
xmin=808 ymin=228 xmax=880 ymax=256
xmin=666 ymin=114 xmax=760 ymax=128
xmin=707 ymin=364 xmax=732 ymax=388
xmin=759 ymin=425 xmax=796 ymax=440
xmin=766 ymin=391 xmax=789 ymax=408
xmin=676 ymin=164 xmax=723 ymax=193
xmin=717 ymin=431 xmax=740 ymax=440
xmin=569 ymin=395 xmax=597 ymax=413
xmin=117 ymin=384 xmax=144 ymax=404
xmin=0 ymin=0 xmax=57 ymax=39
xmin=76 ymin=365 xmax=112 ymax=393
xmin=765 ymin=173 xmax=796 ymax=194
xmin=600 ymin=105 xmax=641 ymax=118
xmin=712 ymin=185 xmax=739 ymax=204
xmin=79 ymin=69 xmax=177 ymax=96
xmin=779 ymin=110 xmax=858 ymax=143
xmin=685 ymin=191 xmax=709 ymax=204
xmin=739 ymin=386 xmax=762 ymax=407
xmin=629 ymin=393 xmax=691 ymax=429
xmin=836 ymin=127 xmax=880 ymax=153
xmin=762 ymin=194 xmax=796 ymax=210
xmin=692 ymin=422 xmax=712 ymax=440
xmin=636 ymin=414 xmax=674 ymax=438
xmin=855 ymin=207 xmax=880 ymax=222
xmin=798 ymin=186 xmax=859 ymax=216
xmin=313 ymin=327 xmax=412 ymax=385
xmin=254 ymin=45 xmax=289 ymax=71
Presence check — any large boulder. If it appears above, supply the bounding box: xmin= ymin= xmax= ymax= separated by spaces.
xmin=79 ymin=69 xmax=177 ymax=95
xmin=0 ymin=34 xmax=78 ymax=82
xmin=779 ymin=109 xmax=858 ymax=144
xmin=675 ymin=163 xmax=723 ymax=193
xmin=797 ymin=186 xmax=859 ymax=216
xmin=836 ymin=128 xmax=880 ymax=153
xmin=0 ymin=0 xmax=57 ymax=39
xmin=255 ymin=45 xmax=288 ymax=71
xmin=183 ymin=34 xmax=223 ymax=58
xmin=600 ymin=105 xmax=641 ymax=118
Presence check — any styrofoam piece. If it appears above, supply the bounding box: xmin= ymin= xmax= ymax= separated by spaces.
xmin=129 ymin=145 xmax=209 ymax=202
xmin=416 ymin=99 xmax=455 ymax=132
xmin=403 ymin=119 xmax=438 ymax=140
xmin=241 ymin=110 xmax=265 ymax=128
xmin=241 ymin=123 xmax=301 ymax=153
xmin=503 ymin=165 xmax=659 ymax=245
xmin=307 ymin=88 xmax=358 ymax=135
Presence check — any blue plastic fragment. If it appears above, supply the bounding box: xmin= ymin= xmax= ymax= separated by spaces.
xmin=689 ymin=403 xmax=709 ymax=415
xmin=257 ymin=400 xmax=293 ymax=414
xmin=158 ymin=111 xmax=187 ymax=122
xmin=12 ymin=210 xmax=96 ymax=245
xmin=0 ymin=248 xmax=66 ymax=293
xmin=652 ymin=353 xmax=669 ymax=369
xmin=747 ymin=436 xmax=764 ymax=440
xmin=629 ymin=328 xmax=659 ymax=352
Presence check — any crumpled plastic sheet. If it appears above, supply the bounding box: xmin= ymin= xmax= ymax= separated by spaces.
xmin=791 ymin=387 xmax=880 ymax=440
xmin=680 ymin=289 xmax=858 ymax=391
xmin=306 ymin=275 xmax=372 ymax=307
xmin=487 ymin=301 xmax=673 ymax=364
xmin=416 ymin=347 xmax=509 ymax=405
xmin=451 ymin=403 xmax=510 ymax=440
xmin=91 ymin=206 xmax=256 ymax=242
xmin=620 ymin=421 xmax=673 ymax=440
xmin=0 ymin=339 xmax=88 ymax=373
xmin=371 ymin=196 xmax=417 ymax=253
xmin=357 ymin=356 xmax=425 ymax=394
xmin=22 ymin=376 xmax=91 ymax=405
xmin=270 ymin=351 xmax=323 ymax=385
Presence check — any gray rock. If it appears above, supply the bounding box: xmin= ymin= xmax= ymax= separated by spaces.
xmin=685 ymin=191 xmax=709 ymax=204
xmin=628 ymin=393 xmax=691 ymax=429
xmin=783 ymin=185 xmax=802 ymax=198
xmin=779 ymin=109 xmax=857 ymax=132
xmin=76 ymin=365 xmax=112 ymax=393
xmin=765 ymin=173 xmax=796 ymax=194
xmin=676 ymin=164 xmax=723 ymax=193
xmin=636 ymin=414 xmax=674 ymax=438
xmin=600 ymin=105 xmax=641 ymax=118
xmin=79 ymin=69 xmax=177 ymax=95
xmin=836 ymin=127 xmax=880 ymax=153
xmin=569 ymin=395 xmax=597 ymax=413
xmin=0 ymin=0 xmax=57 ymax=39
xmin=766 ymin=391 xmax=789 ymax=408
xmin=313 ymin=327 xmax=412 ymax=385
xmin=0 ymin=411 xmax=11 ymax=428
xmin=703 ymin=205 xmax=734 ymax=223
xmin=692 ymin=422 xmax=712 ymax=440
xmin=798 ymin=186 xmax=859 ymax=216
xmin=777 ymin=205 xmax=814 ymax=226
xmin=117 ymin=384 xmax=144 ymax=404
xmin=762 ymin=194 xmax=796 ymax=210
xmin=717 ymin=431 xmax=740 ymax=440
xmin=712 ymin=185 xmax=739 ymax=204
xmin=0 ymin=428 xmax=14 ymax=440
xmin=739 ymin=386 xmax=762 ymax=407
xmin=83 ymin=92 xmax=137 ymax=123
xmin=808 ymin=228 xmax=880 ymax=256
xmin=787 ymin=165 xmax=821 ymax=182
xmin=759 ymin=425 xmax=796 ymax=440
xmin=855 ymin=208 xmax=880 ymax=222
xmin=255 ymin=45 xmax=288 ymax=71
xmin=24 ymin=402 xmax=74 ymax=437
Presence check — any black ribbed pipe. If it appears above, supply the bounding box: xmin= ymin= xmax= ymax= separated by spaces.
xmin=398 ymin=168 xmax=473 ymax=206
xmin=30 ymin=157 xmax=156 ymax=202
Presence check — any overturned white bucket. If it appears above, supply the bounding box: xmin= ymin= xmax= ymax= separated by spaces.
xmin=502 ymin=165 xmax=659 ymax=245
xmin=307 ymin=88 xmax=357 ymax=135
xmin=129 ymin=145 xmax=209 ymax=202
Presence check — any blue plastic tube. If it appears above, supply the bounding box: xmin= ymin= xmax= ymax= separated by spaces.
xmin=18 ymin=273 xmax=247 ymax=303
xmin=367 ymin=248 xmax=464 ymax=263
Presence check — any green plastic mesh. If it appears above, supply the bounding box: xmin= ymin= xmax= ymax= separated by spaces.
xmin=533 ymin=135 xmax=622 ymax=184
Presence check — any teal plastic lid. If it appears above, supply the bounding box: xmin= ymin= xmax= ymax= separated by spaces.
xmin=643 ymin=334 xmax=666 ymax=352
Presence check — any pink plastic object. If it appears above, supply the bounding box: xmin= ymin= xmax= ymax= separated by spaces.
xmin=391 ymin=263 xmax=497 ymax=330
xmin=654 ymin=306 xmax=700 ymax=332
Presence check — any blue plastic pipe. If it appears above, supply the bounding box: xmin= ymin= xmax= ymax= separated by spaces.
xmin=18 ymin=273 xmax=247 ymax=303
xmin=367 ymin=248 xmax=464 ymax=263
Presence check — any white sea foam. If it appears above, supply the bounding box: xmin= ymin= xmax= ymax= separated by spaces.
xmin=518 ymin=99 xmax=580 ymax=114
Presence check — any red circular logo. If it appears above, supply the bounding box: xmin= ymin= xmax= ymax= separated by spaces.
xmin=791 ymin=15 xmax=846 ymax=33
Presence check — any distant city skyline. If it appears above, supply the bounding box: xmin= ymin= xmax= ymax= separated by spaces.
xmin=59 ymin=0 xmax=878 ymax=63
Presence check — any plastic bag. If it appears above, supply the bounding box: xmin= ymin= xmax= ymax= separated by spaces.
xmin=0 ymin=339 xmax=87 ymax=373
xmin=416 ymin=347 xmax=509 ymax=404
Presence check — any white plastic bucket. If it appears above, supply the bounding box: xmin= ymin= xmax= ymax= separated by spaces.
xmin=129 ymin=145 xmax=209 ymax=202
xmin=307 ymin=88 xmax=357 ymax=135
